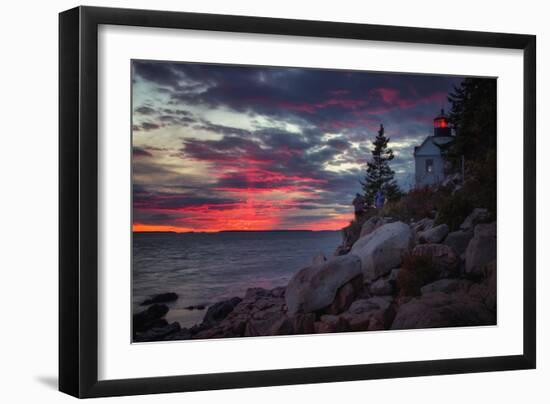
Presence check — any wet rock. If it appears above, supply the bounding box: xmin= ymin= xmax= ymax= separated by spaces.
xmin=185 ymin=305 xmax=206 ymax=310
xmin=202 ymin=297 xmax=242 ymax=326
xmin=191 ymin=287 xmax=288 ymax=340
xmin=351 ymin=222 xmax=413 ymax=281
xmin=134 ymin=322 xmax=181 ymax=342
xmin=140 ymin=292 xmax=178 ymax=306
xmin=133 ymin=304 xmax=169 ymax=334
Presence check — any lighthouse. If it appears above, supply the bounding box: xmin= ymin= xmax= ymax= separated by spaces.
xmin=413 ymin=110 xmax=454 ymax=187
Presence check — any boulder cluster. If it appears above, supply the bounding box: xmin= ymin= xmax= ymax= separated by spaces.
xmin=133 ymin=208 xmax=496 ymax=342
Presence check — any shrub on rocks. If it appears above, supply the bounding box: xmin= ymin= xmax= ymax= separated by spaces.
xmin=435 ymin=192 xmax=473 ymax=231
xmin=396 ymin=254 xmax=438 ymax=297
xmin=412 ymin=243 xmax=460 ymax=278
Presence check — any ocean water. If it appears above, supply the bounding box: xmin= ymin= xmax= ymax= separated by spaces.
xmin=132 ymin=231 xmax=342 ymax=328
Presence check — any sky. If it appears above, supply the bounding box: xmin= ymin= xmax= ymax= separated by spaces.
xmin=132 ymin=60 xmax=464 ymax=232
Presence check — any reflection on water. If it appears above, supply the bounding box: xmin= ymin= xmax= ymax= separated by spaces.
xmin=132 ymin=231 xmax=341 ymax=327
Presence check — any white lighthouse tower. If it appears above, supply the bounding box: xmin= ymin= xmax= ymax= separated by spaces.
xmin=413 ymin=110 xmax=454 ymax=187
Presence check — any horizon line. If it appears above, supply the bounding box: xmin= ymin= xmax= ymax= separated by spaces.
xmin=133 ymin=228 xmax=341 ymax=234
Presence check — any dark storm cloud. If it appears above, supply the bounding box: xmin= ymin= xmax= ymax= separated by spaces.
xmin=134 ymin=191 xmax=239 ymax=211
xmin=140 ymin=122 xmax=161 ymax=131
xmin=132 ymin=61 xmax=184 ymax=87
xmin=133 ymin=61 xmax=460 ymax=133
xmin=132 ymin=146 xmax=153 ymax=158
xmin=132 ymin=60 xmax=466 ymax=230
xmin=134 ymin=106 xmax=156 ymax=115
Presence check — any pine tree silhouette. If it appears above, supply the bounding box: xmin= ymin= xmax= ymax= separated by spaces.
xmin=361 ymin=124 xmax=401 ymax=207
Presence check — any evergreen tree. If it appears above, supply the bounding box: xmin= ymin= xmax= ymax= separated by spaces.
xmin=447 ymin=78 xmax=497 ymax=167
xmin=446 ymin=78 xmax=497 ymax=214
xmin=361 ymin=124 xmax=401 ymax=207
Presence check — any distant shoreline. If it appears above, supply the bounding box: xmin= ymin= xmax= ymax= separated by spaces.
xmin=133 ymin=229 xmax=339 ymax=234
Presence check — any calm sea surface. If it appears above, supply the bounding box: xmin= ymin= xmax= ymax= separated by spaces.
xmin=132 ymin=231 xmax=341 ymax=328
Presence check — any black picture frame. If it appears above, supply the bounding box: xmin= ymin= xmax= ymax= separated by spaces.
xmin=59 ymin=6 xmax=536 ymax=398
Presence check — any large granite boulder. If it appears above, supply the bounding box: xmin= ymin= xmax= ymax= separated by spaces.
xmin=285 ymin=254 xmax=362 ymax=316
xmin=292 ymin=313 xmax=316 ymax=334
xmin=244 ymin=303 xmax=289 ymax=337
xmin=351 ymin=221 xmax=413 ymax=281
xmin=391 ymin=291 xmax=495 ymax=330
xmin=412 ymin=243 xmax=460 ymax=278
xmin=444 ymin=230 xmax=473 ymax=256
xmin=314 ymin=314 xmax=349 ymax=334
xmin=460 ymin=208 xmax=490 ymax=231
xmin=360 ymin=216 xmax=392 ymax=238
xmin=341 ymin=296 xmax=394 ymax=331
xmin=323 ymin=275 xmax=364 ymax=315
xmin=417 ymin=224 xmax=449 ymax=244
xmin=465 ymin=222 xmax=497 ymax=279
xmin=468 ymin=260 xmax=497 ymax=312
xmin=370 ymin=277 xmax=394 ymax=296
xmin=412 ymin=217 xmax=435 ymax=234
xmin=420 ymin=279 xmax=473 ymax=295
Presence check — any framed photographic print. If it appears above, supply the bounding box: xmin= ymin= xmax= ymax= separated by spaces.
xmin=59 ymin=6 xmax=536 ymax=398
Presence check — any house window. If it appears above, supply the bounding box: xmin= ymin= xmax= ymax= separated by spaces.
xmin=426 ymin=159 xmax=433 ymax=173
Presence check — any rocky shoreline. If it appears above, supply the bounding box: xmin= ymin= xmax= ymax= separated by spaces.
xmin=133 ymin=208 xmax=496 ymax=342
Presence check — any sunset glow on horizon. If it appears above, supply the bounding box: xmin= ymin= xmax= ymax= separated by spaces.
xmin=132 ymin=61 xmax=462 ymax=232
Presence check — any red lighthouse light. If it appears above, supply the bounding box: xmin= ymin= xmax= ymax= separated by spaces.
xmin=435 ymin=118 xmax=447 ymax=128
